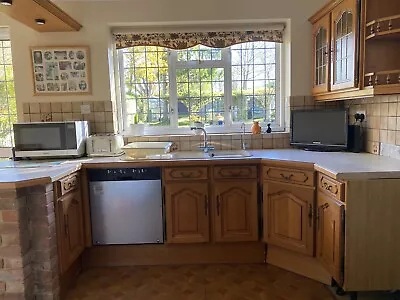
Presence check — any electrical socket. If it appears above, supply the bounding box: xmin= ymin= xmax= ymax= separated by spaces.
xmin=355 ymin=110 xmax=366 ymax=122
xmin=372 ymin=142 xmax=380 ymax=155
xmin=80 ymin=104 xmax=91 ymax=115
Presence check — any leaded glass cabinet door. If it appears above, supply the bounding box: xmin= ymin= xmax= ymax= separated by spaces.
xmin=312 ymin=14 xmax=331 ymax=95
xmin=331 ymin=0 xmax=359 ymax=91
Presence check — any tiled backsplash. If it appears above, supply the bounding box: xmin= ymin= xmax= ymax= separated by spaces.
xmin=289 ymin=95 xmax=343 ymax=111
xmin=345 ymin=95 xmax=400 ymax=157
xmin=21 ymin=100 xmax=291 ymax=151
xmin=125 ymin=132 xmax=291 ymax=151
xmin=22 ymin=95 xmax=400 ymax=157
xmin=22 ymin=101 xmax=117 ymax=134
xmin=289 ymin=94 xmax=400 ymax=159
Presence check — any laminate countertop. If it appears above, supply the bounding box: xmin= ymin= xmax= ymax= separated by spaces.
xmin=2 ymin=149 xmax=400 ymax=188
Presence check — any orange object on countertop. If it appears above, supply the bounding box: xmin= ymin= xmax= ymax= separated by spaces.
xmin=251 ymin=121 xmax=261 ymax=134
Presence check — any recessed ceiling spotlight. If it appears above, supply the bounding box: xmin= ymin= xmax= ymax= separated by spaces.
xmin=0 ymin=0 xmax=12 ymax=6
xmin=35 ymin=19 xmax=46 ymax=25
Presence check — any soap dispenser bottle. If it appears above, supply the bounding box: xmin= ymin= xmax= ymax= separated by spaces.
xmin=266 ymin=123 xmax=272 ymax=133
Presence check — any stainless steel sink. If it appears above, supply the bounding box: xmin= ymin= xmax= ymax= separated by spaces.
xmin=170 ymin=150 xmax=252 ymax=159
xmin=208 ymin=150 xmax=252 ymax=158
xmin=170 ymin=152 xmax=209 ymax=159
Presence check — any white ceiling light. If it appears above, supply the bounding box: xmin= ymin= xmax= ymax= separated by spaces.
xmin=35 ymin=19 xmax=46 ymax=25
xmin=0 ymin=0 xmax=12 ymax=6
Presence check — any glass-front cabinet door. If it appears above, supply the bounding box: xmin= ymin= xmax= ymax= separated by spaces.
xmin=312 ymin=14 xmax=331 ymax=94
xmin=331 ymin=0 xmax=358 ymax=91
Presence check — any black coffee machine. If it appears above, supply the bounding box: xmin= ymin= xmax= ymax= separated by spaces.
xmin=348 ymin=113 xmax=365 ymax=153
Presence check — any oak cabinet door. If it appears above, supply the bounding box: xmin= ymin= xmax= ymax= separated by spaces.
xmin=165 ymin=183 xmax=210 ymax=243
xmin=317 ymin=191 xmax=345 ymax=284
xmin=313 ymin=13 xmax=331 ymax=95
xmin=213 ymin=181 xmax=258 ymax=242
xmin=330 ymin=0 xmax=359 ymax=91
xmin=264 ymin=181 xmax=315 ymax=256
xmin=57 ymin=189 xmax=85 ymax=273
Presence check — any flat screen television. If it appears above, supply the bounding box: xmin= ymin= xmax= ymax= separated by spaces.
xmin=290 ymin=109 xmax=348 ymax=151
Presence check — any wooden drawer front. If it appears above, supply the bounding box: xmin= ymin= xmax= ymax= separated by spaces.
xmin=57 ymin=173 xmax=80 ymax=197
xmin=318 ymin=173 xmax=344 ymax=201
xmin=164 ymin=167 xmax=208 ymax=181
xmin=214 ymin=166 xmax=257 ymax=179
xmin=264 ymin=167 xmax=314 ymax=186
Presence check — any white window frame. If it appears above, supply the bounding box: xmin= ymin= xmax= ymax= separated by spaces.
xmin=0 ymin=28 xmax=15 ymax=158
xmin=116 ymin=42 xmax=284 ymax=135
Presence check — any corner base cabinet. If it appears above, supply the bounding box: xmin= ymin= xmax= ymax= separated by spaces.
xmin=264 ymin=181 xmax=315 ymax=256
xmin=317 ymin=191 xmax=345 ymax=284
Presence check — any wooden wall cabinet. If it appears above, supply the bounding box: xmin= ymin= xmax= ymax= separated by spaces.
xmin=264 ymin=181 xmax=315 ymax=256
xmin=55 ymin=173 xmax=85 ymax=274
xmin=316 ymin=190 xmax=345 ymax=284
xmin=312 ymin=14 xmax=331 ymax=95
xmin=310 ymin=0 xmax=360 ymax=100
xmin=165 ymin=182 xmax=210 ymax=243
xmin=310 ymin=0 xmax=400 ymax=100
xmin=330 ymin=0 xmax=359 ymax=91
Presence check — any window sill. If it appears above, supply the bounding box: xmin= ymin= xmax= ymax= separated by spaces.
xmin=122 ymin=124 xmax=287 ymax=137
xmin=123 ymin=131 xmax=290 ymax=139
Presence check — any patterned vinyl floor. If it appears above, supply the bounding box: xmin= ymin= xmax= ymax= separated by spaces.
xmin=66 ymin=264 xmax=336 ymax=300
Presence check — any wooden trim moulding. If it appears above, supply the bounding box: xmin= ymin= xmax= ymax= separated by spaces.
xmin=314 ymin=88 xmax=373 ymax=101
xmin=82 ymin=243 xmax=265 ymax=267
xmin=33 ymin=0 xmax=82 ymax=31
xmin=309 ymin=0 xmax=344 ymax=24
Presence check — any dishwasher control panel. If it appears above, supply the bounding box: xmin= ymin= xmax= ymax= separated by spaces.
xmin=87 ymin=167 xmax=161 ymax=181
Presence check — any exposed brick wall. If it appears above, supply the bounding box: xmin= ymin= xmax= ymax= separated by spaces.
xmin=0 ymin=185 xmax=60 ymax=300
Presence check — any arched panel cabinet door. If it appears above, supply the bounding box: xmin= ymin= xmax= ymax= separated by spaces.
xmin=330 ymin=0 xmax=360 ymax=91
xmin=312 ymin=13 xmax=331 ymax=95
xmin=213 ymin=181 xmax=258 ymax=242
xmin=263 ymin=181 xmax=315 ymax=256
xmin=165 ymin=182 xmax=210 ymax=243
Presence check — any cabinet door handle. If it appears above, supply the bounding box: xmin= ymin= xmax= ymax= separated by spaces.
xmin=64 ymin=215 xmax=69 ymax=236
xmin=280 ymin=173 xmax=293 ymax=181
xmin=308 ymin=204 xmax=313 ymax=227
xmin=228 ymin=170 xmax=243 ymax=177
xmin=216 ymin=195 xmax=220 ymax=216
xmin=204 ymin=195 xmax=209 ymax=216
xmin=180 ymin=171 xmax=194 ymax=178
xmin=316 ymin=207 xmax=321 ymax=231
xmin=322 ymin=203 xmax=329 ymax=210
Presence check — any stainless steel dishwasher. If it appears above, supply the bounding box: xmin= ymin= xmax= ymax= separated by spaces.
xmin=88 ymin=167 xmax=164 ymax=245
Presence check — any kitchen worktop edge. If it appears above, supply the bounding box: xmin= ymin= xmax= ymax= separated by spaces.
xmin=2 ymin=149 xmax=400 ymax=188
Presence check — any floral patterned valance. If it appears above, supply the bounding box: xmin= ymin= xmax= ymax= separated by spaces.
xmin=114 ymin=30 xmax=284 ymax=50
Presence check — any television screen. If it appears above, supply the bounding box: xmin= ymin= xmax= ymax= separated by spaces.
xmin=291 ymin=110 xmax=348 ymax=150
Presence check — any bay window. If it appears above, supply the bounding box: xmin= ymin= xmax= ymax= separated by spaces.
xmin=115 ymin=29 xmax=284 ymax=133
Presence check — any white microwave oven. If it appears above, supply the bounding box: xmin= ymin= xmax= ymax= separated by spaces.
xmin=13 ymin=121 xmax=89 ymax=159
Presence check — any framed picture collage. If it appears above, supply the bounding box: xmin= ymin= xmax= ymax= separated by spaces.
xmin=31 ymin=46 xmax=91 ymax=95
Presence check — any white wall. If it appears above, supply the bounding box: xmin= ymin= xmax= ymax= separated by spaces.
xmin=1 ymin=0 xmax=327 ymax=119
